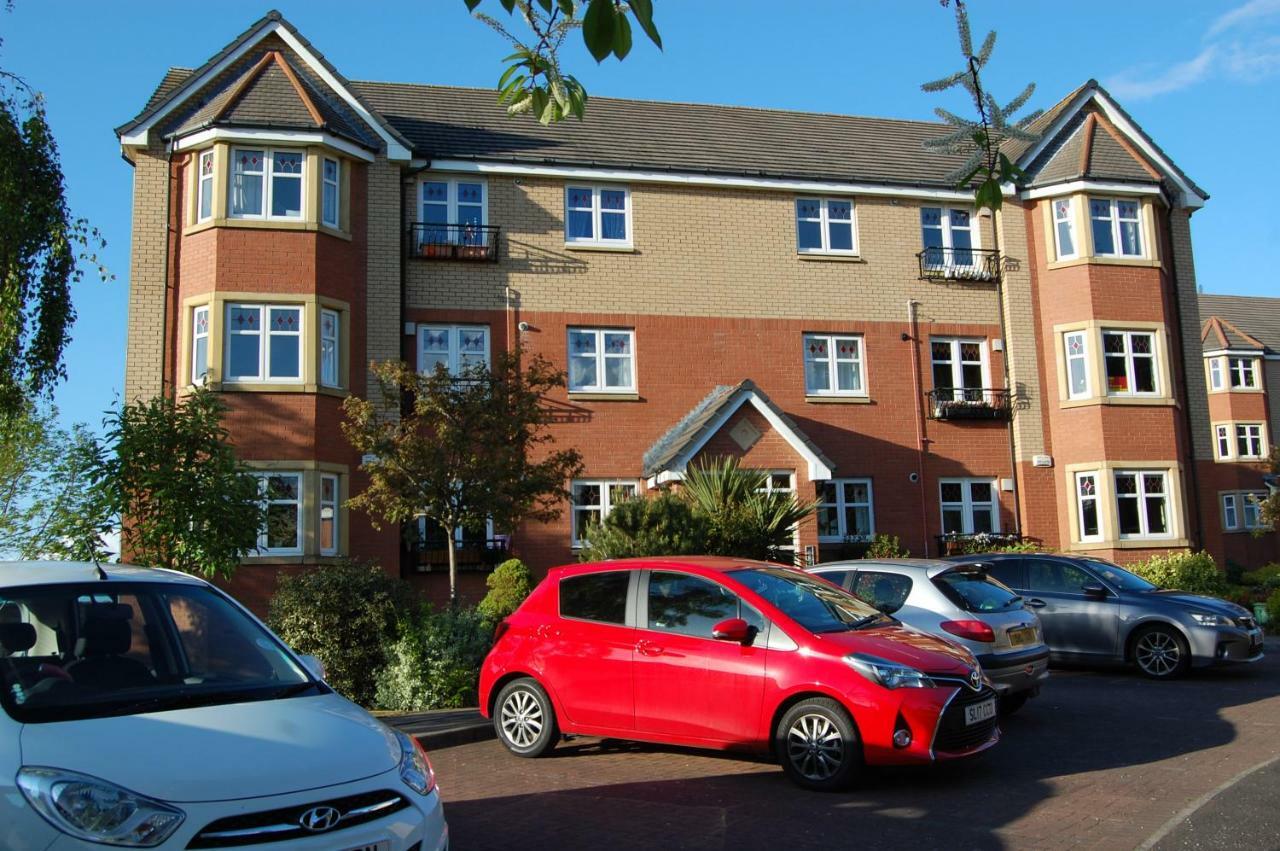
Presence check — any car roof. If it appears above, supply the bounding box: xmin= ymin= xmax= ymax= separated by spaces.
xmin=549 ymin=555 xmax=779 ymax=578
xmin=810 ymin=557 xmax=962 ymax=578
xmin=0 ymin=560 xmax=208 ymax=589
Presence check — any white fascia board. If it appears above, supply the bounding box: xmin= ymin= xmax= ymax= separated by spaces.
xmin=1202 ymin=348 xmax=1267 ymax=358
xmin=1021 ymin=180 xmax=1162 ymax=201
xmin=424 ymin=158 xmax=980 ymax=203
xmin=174 ymin=127 xmax=375 ymax=161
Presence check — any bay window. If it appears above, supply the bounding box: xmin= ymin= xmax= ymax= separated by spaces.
xmin=256 ymin=472 xmax=303 ymax=554
xmin=1215 ymin=425 xmax=1232 ymax=459
xmin=565 ymin=185 xmax=631 ymax=247
xmin=224 ymin=304 xmax=302 ymax=383
xmin=1102 ymin=331 xmax=1157 ymax=395
xmin=817 ymin=479 xmax=874 ymax=541
xmin=796 ymin=198 xmax=857 ymax=255
xmin=1114 ymin=470 xmax=1169 ymax=539
xmin=321 ymin=157 xmax=340 ymax=228
xmin=1075 ymin=472 xmax=1101 ymax=541
xmin=568 ymin=328 xmax=636 ymax=393
xmin=418 ymin=324 xmax=490 ymax=377
xmin=1052 ymin=197 xmax=1076 ymax=259
xmin=1208 ymin=357 xmax=1224 ymax=391
xmin=192 ymin=306 xmax=210 ymax=385
xmin=803 ymin=334 xmax=865 ymax=396
xmin=197 ymin=150 xmax=214 ymax=222
xmin=1236 ymin=423 xmax=1264 ymax=459
xmin=1222 ymin=493 xmax=1239 ymax=531
xmin=571 ymin=480 xmax=639 ymax=546
xmin=229 ymin=148 xmax=304 ymax=220
xmin=939 ymin=479 xmax=998 ymax=535
xmin=1089 ymin=197 xmax=1143 ymax=257
xmin=320 ymin=308 xmax=340 ymax=388
xmin=1064 ymin=331 xmax=1089 ymax=399
xmin=1229 ymin=357 xmax=1258 ymax=389
xmin=319 ymin=474 xmax=339 ymax=556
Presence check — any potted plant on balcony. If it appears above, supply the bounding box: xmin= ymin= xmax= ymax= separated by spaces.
xmin=456 ymin=225 xmax=489 ymax=259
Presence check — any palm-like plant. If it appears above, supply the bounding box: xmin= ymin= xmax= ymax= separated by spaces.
xmin=679 ymin=456 xmax=816 ymax=564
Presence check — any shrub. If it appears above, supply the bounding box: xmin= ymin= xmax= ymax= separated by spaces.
xmin=1241 ymin=563 xmax=1280 ymax=591
xmin=863 ymin=534 xmax=909 ymax=559
xmin=478 ymin=558 xmax=535 ymax=622
xmin=1268 ymin=589 xmax=1280 ymax=634
xmin=578 ymin=491 xmax=709 ymax=561
xmin=268 ymin=561 xmax=409 ymax=706
xmin=1127 ymin=551 xmax=1227 ymax=597
xmin=375 ymin=605 xmax=493 ymax=711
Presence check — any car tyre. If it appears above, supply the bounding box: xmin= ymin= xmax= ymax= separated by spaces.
xmin=775 ymin=697 xmax=861 ymax=791
xmin=998 ymin=692 xmax=1030 ymax=716
xmin=1131 ymin=625 xmax=1190 ymax=680
xmin=494 ymin=677 xmax=559 ymax=757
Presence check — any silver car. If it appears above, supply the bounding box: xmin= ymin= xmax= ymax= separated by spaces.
xmin=808 ymin=559 xmax=1049 ymax=713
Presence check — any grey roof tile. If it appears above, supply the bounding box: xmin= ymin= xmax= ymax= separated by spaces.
xmin=1199 ymin=296 xmax=1279 ymax=354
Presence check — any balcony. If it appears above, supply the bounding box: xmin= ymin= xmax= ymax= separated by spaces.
xmin=407 ymin=223 xmax=500 ymax=261
xmin=409 ymin=536 xmax=510 ymax=573
xmin=917 ymin=246 xmax=1002 ymax=283
xmin=927 ymin=388 xmax=1012 ymax=421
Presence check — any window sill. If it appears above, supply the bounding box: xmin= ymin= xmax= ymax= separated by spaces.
xmin=182 ymin=218 xmax=350 ymax=239
xmin=1214 ymin=457 xmax=1267 ymax=464
xmin=214 ymin=381 xmax=314 ymax=393
xmin=568 ymin=392 xmax=641 ymax=402
xmin=564 ymin=243 xmax=636 ymax=253
xmin=805 ymin=394 xmax=872 ymax=404
xmin=1068 ymin=538 xmax=1189 ymax=552
xmin=797 ymin=253 xmax=865 ymax=263
xmin=241 ymin=554 xmax=347 ymax=565
xmin=1215 ymin=387 xmax=1266 ymax=394
xmin=1046 ymin=256 xmax=1161 ymax=271
xmin=1059 ymin=396 xmax=1176 ymax=409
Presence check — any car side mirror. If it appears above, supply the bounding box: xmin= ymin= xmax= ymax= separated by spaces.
xmin=299 ymin=654 xmax=326 ymax=680
xmin=712 ymin=618 xmax=751 ymax=643
xmin=1082 ymin=584 xmax=1108 ymax=600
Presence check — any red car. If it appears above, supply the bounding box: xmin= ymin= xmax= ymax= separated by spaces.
xmin=479 ymin=557 xmax=999 ymax=790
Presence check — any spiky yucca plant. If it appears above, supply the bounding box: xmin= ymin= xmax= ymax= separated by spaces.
xmin=679 ymin=456 xmax=816 ymax=564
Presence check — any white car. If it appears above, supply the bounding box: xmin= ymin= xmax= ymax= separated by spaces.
xmin=0 ymin=561 xmax=447 ymax=850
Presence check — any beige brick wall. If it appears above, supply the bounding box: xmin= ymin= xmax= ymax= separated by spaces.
xmin=995 ymin=201 xmax=1046 ymax=461
xmin=1169 ymin=210 xmax=1213 ymax=461
xmin=404 ymin=177 xmax=1002 ymax=327
xmin=366 ymin=155 xmax=403 ymax=412
xmin=124 ymin=143 xmax=170 ymax=401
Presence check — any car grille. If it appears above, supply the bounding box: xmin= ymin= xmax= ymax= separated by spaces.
xmin=187 ymin=789 xmax=409 ymax=848
xmin=1236 ymin=616 xmax=1257 ymax=630
xmin=933 ymin=686 xmax=999 ymax=755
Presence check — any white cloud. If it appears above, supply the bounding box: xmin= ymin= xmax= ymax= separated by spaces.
xmin=1223 ymin=35 xmax=1280 ymax=79
xmin=1105 ymin=46 xmax=1217 ymax=100
xmin=1206 ymin=0 xmax=1280 ymax=38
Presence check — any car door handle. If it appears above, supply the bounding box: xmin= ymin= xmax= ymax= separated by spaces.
xmin=636 ymin=641 xmax=664 ymax=657
xmin=1026 ymin=598 xmax=1047 ymax=609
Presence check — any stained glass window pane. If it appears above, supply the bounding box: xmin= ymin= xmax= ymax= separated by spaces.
xmin=921 ymin=207 xmax=942 ymax=228
xmin=969 ymin=482 xmax=992 ymax=502
xmin=603 ymin=333 xmax=631 ymax=354
xmin=569 ymin=330 xmax=596 ymax=354
xmin=600 ymin=190 xmax=626 ymax=211
xmin=270 ymin=308 xmax=300 ymax=333
xmin=1115 ymin=474 xmax=1137 ymax=495
xmin=827 ymin=200 xmax=852 ymax=221
xmin=940 ymin=482 xmax=963 ymax=503
xmin=843 ymin=482 xmax=868 ymax=503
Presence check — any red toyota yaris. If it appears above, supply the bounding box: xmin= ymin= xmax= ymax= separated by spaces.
xmin=480 ymin=557 xmax=999 ymax=790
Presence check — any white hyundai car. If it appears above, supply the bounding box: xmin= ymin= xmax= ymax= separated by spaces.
xmin=0 ymin=561 xmax=447 ymax=850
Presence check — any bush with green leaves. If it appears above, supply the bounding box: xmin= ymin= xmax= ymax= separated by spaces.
xmin=863 ymin=534 xmax=909 ymax=559
xmin=1267 ymin=589 xmax=1280 ymax=634
xmin=268 ymin=561 xmax=409 ymax=706
xmin=1127 ymin=551 xmax=1227 ymax=597
xmin=478 ymin=558 xmax=535 ymax=621
xmin=578 ymin=491 xmax=709 ymax=561
xmin=375 ymin=605 xmax=493 ymax=711
xmin=1242 ymin=564 xmax=1280 ymax=591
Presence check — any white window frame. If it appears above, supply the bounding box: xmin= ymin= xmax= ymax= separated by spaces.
xmin=228 ymin=147 xmax=305 ymax=221
xmin=1215 ymin=425 xmax=1233 ymax=460
xmin=803 ymin=333 xmax=866 ymax=397
xmin=1102 ymin=330 xmax=1159 ymax=397
xmin=1052 ymin=196 xmax=1077 ymax=260
xmin=255 ymin=472 xmax=303 ymax=555
xmin=197 ymin=150 xmax=215 ymax=223
xmin=931 ymin=337 xmax=990 ymax=400
xmin=570 ymin=479 xmax=639 ymax=547
xmin=191 ymin=305 xmax=210 ymax=385
xmin=920 ymin=206 xmax=981 ymax=274
xmin=1235 ymin=423 xmax=1265 ymax=459
xmin=319 ymin=473 xmax=339 ymax=557
xmin=223 ymin=304 xmax=304 ymax=384
xmin=567 ymin=327 xmax=637 ymax=394
xmin=418 ymin=177 xmax=488 ymax=241
xmin=817 ymin=478 xmax=875 ymax=542
xmin=1208 ymin=357 xmax=1225 ymax=391
xmin=417 ymin=324 xmax=491 ymax=377
xmin=321 ymin=157 xmax=341 ymax=229
xmin=320 ymin=308 xmax=340 ymax=389
xmin=795 ymin=197 xmax=858 ymax=255
xmin=1075 ymin=472 xmax=1103 ymax=542
xmin=1242 ymin=493 xmax=1266 ymax=530
xmin=564 ymin=185 xmax=632 ymax=247
xmin=1064 ymin=330 xmax=1090 ymax=399
xmin=1228 ymin=357 xmax=1258 ymax=389
xmin=1222 ymin=493 xmax=1240 ymax=531
xmin=939 ymin=478 xmax=1000 ymax=535
xmin=1113 ymin=470 xmax=1172 ymax=540
xmin=1088 ymin=197 xmax=1144 ymax=258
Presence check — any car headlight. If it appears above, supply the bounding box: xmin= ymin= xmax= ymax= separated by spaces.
xmin=1189 ymin=611 xmax=1232 ymax=627
xmin=845 ymin=653 xmax=937 ymax=689
xmin=396 ymin=730 xmax=437 ymax=796
xmin=16 ymin=767 xmax=184 ymax=847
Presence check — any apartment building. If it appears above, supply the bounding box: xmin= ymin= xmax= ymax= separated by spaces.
xmin=116 ymin=11 xmax=1245 ymax=611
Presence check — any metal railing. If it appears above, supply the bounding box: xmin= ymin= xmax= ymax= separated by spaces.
xmin=410 ymin=537 xmax=510 ymax=572
xmin=917 ymin=246 xmax=1002 ymax=282
xmin=407 ymin=223 xmax=500 ymax=261
xmin=927 ymin=388 xmax=1012 ymax=421
xmin=935 ymin=532 xmax=1025 ymax=556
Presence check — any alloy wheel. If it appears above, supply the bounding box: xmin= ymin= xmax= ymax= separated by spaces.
xmin=500 ymin=688 xmax=544 ymax=749
xmin=1135 ymin=630 xmax=1181 ymax=677
xmin=786 ymin=712 xmax=845 ymax=781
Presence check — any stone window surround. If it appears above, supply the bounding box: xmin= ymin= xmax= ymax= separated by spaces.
xmin=1220 ymin=491 xmax=1268 ymax=533
xmin=1052 ymin=319 xmax=1175 ymax=408
xmin=241 ymin=460 xmax=350 ymax=564
xmin=1204 ymin=354 xmax=1264 ymax=394
xmin=182 ymin=141 xmax=352 ymax=239
xmin=1211 ymin=420 xmax=1270 ymax=462
xmin=1041 ymin=192 xmax=1160 ymax=270
xmin=1062 ymin=460 xmax=1188 ymax=551
xmin=179 ymin=291 xmax=350 ymax=395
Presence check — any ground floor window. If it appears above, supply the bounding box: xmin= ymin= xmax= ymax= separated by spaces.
xmin=1075 ymin=472 xmax=1101 ymax=541
xmin=571 ymin=480 xmax=639 ymax=546
xmin=1114 ymin=470 xmax=1169 ymax=539
xmin=256 ymin=472 xmax=303 ymax=555
xmin=1222 ymin=492 xmax=1268 ymax=532
xmin=939 ymin=478 xmax=998 ymax=535
xmin=817 ymin=479 xmax=874 ymax=541
xmin=249 ymin=469 xmax=344 ymax=558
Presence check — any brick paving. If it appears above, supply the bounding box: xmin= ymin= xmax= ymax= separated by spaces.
xmin=431 ymin=646 xmax=1280 ymax=850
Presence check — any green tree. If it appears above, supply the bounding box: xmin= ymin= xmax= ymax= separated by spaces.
xmin=477 ymin=557 xmax=536 ymax=621
xmin=0 ymin=5 xmax=109 ymax=416
xmin=578 ymin=489 xmax=708 ymax=560
xmin=342 ymin=350 xmax=584 ymax=602
xmin=467 ymin=0 xmax=661 ymax=123
xmin=98 ymin=387 xmax=263 ymax=577
xmin=679 ymin=456 xmax=815 ymax=564
xmin=1252 ymin=445 xmax=1278 ymax=537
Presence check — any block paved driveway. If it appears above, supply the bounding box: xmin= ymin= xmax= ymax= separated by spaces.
xmin=432 ymin=647 xmax=1280 ymax=850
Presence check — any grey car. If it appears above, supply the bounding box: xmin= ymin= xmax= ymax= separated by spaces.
xmin=808 ymin=559 xmax=1049 ymax=713
xmin=946 ymin=553 xmax=1265 ymax=679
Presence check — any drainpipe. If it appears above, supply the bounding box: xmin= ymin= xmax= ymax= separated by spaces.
xmin=907 ymin=300 xmax=931 ymax=556
xmin=991 ymin=209 xmax=1023 ymax=538
xmin=162 ymin=138 xmax=180 ymax=399
xmin=1163 ymin=199 xmax=1204 ymax=550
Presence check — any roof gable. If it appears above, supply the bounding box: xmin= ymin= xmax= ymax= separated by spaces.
xmin=1200 ymin=304 xmax=1273 ymax=354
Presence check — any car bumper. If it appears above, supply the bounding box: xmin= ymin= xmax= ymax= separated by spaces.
xmin=978 ymin=646 xmax=1051 ymax=695
xmin=1188 ymin=624 xmax=1266 ymax=668
xmin=858 ymin=684 xmax=999 ymax=766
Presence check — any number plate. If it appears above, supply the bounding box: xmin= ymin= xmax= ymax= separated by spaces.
xmin=1007 ymin=626 xmax=1036 ymax=647
xmin=345 ymin=843 xmax=390 ymax=851
xmin=965 ymin=698 xmax=996 ymax=726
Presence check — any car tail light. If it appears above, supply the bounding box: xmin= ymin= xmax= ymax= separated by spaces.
xmin=940 ymin=619 xmax=995 ymax=642
xmin=493 ymin=619 xmax=511 ymax=643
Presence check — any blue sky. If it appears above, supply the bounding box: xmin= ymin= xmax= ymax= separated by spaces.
xmin=2 ymin=0 xmax=1277 ymax=431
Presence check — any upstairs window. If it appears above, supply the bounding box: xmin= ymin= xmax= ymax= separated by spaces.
xmin=921 ymin=207 xmax=976 ymax=269
xmin=1236 ymin=423 xmax=1264 ymax=459
xmin=931 ymin=338 xmax=986 ymax=402
xmin=803 ymin=334 xmax=865 ymax=396
xmin=224 ymin=304 xmax=302 ymax=382
xmin=197 ymin=150 xmax=215 ymax=222
xmin=1102 ymin=331 xmax=1157 ymax=396
xmin=796 ymin=198 xmax=856 ymax=255
xmin=321 ymin=158 xmax=341 ymax=228
xmin=1064 ymin=331 xmax=1089 ymax=399
xmin=940 ymin=478 xmax=999 ymax=535
xmin=568 ymin=328 xmax=635 ymax=393
xmin=1215 ymin=425 xmax=1232 ymax=459
xmin=1052 ymin=197 xmax=1076 ymax=259
xmin=1228 ymin=357 xmax=1258 ymax=389
xmin=1208 ymin=357 xmax=1225 ymax=391
xmin=320 ymin=309 xmax=341 ymax=388
xmin=1089 ymin=197 xmax=1142 ymax=257
xmin=418 ymin=324 xmax=490 ymax=377
xmin=191 ymin=306 xmax=210 ymax=385
xmin=565 ymin=186 xmax=631 ymax=247
xmin=419 ymin=178 xmax=487 ymax=245
xmin=229 ymin=148 xmax=304 ymax=220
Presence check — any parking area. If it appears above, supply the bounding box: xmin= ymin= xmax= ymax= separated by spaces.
xmin=433 ymin=646 xmax=1280 ymax=850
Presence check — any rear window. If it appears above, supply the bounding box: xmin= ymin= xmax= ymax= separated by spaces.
xmin=559 ymin=572 xmax=629 ymax=625
xmin=934 ymin=570 xmax=1022 ymax=613
xmin=850 ymin=572 xmax=912 ymax=615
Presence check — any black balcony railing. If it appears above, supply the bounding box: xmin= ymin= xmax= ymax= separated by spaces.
xmin=410 ymin=537 xmax=510 ymax=573
xmin=927 ymin=388 xmax=1012 ymax=421
xmin=935 ymin=532 xmax=1026 ymax=557
xmin=407 ymin=223 xmax=500 ymax=261
xmin=917 ymin=246 xmax=1002 ymax=282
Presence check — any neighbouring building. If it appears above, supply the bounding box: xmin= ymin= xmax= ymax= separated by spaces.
xmin=116 ymin=11 xmax=1272 ymax=613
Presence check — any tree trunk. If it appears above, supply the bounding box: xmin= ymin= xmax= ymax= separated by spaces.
xmin=444 ymin=522 xmax=458 ymax=605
